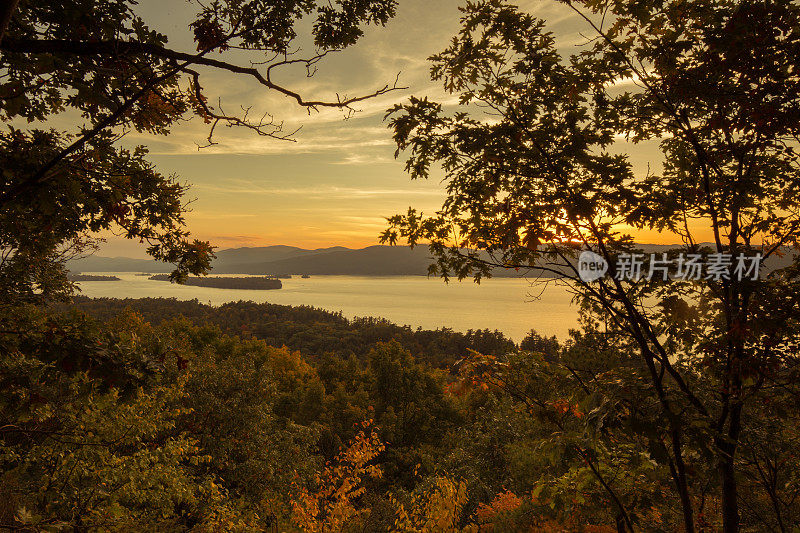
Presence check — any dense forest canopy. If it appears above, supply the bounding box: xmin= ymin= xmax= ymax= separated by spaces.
xmin=64 ymin=296 xmax=517 ymax=369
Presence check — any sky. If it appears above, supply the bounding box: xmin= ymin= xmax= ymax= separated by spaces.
xmin=99 ymin=0 xmax=686 ymax=258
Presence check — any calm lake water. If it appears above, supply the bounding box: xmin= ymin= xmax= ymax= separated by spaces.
xmin=74 ymin=274 xmax=580 ymax=342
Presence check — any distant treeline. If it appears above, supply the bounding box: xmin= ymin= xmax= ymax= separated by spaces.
xmin=148 ymin=274 xmax=282 ymax=290
xmin=67 ymin=274 xmax=121 ymax=281
xmin=66 ymin=296 xmax=518 ymax=368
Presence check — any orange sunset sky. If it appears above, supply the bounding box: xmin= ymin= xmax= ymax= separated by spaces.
xmin=97 ymin=0 xmax=713 ymax=258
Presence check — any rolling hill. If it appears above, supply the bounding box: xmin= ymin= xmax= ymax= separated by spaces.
xmin=67 ymin=243 xmax=796 ymax=278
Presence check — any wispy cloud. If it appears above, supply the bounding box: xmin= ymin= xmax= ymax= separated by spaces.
xmin=331 ymin=152 xmax=395 ymax=165
xmin=336 ymin=215 xmax=390 ymax=227
xmin=207 ymin=234 xmax=265 ymax=244
xmin=194 ymin=180 xmax=444 ymax=199
xmin=188 ymin=211 xmax=258 ymax=219
xmin=99 ymin=0 xmax=658 ymax=255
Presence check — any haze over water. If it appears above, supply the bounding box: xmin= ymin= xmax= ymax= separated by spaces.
xmin=74 ymin=274 xmax=580 ymax=342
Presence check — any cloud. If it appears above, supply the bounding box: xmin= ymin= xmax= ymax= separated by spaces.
xmin=331 ymin=152 xmax=395 ymax=165
xmin=118 ymin=0 xmax=473 ymax=159
xmin=92 ymin=0 xmax=632 ymax=257
xmin=336 ymin=215 xmax=390 ymax=227
xmin=206 ymin=234 xmax=265 ymax=244
xmin=187 ymin=212 xmax=258 ymax=219
xmin=193 ymin=180 xmax=444 ymax=199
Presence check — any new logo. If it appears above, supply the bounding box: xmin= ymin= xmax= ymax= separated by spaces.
xmin=578 ymin=251 xmax=608 ymax=282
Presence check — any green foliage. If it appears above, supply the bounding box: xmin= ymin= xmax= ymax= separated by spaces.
xmin=9 ymin=287 xmax=799 ymax=531
xmin=1 ymin=296 xmax=529 ymax=530
xmin=64 ymin=296 xmax=516 ymax=369
xmin=0 ymin=306 xmax=216 ymax=530
xmin=178 ymin=327 xmax=320 ymax=517
xmin=390 ymin=476 xmax=470 ymax=532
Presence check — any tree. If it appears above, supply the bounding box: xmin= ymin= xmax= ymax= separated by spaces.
xmin=382 ymin=1 xmax=800 ymax=531
xmin=0 ymin=306 xmax=224 ymax=530
xmin=0 ymin=0 xmax=400 ymax=299
xmin=390 ymin=475 xmax=470 ymax=533
xmin=290 ymin=420 xmax=385 ymax=533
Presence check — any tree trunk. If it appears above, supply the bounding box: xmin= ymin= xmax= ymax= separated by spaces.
xmin=721 ymin=455 xmax=739 ymax=532
xmin=671 ymin=426 xmax=696 ymax=533
xmin=721 ymin=404 xmax=742 ymax=533
xmin=0 ymin=0 xmax=19 ymax=44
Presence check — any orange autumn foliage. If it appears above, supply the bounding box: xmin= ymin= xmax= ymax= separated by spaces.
xmin=290 ymin=421 xmax=384 ymax=532
xmin=474 ymin=490 xmax=524 ymax=528
xmin=472 ymin=489 xmax=618 ymax=533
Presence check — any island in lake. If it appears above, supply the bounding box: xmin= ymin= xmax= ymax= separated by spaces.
xmin=68 ymin=274 xmax=121 ymax=282
xmin=148 ymin=274 xmax=282 ymax=290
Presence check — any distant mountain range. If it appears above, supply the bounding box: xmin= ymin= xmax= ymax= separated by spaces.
xmin=67 ymin=244 xmax=796 ymax=277
xmin=68 ymin=245 xmax=441 ymax=276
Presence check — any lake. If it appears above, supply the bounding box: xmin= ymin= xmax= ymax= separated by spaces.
xmin=73 ymin=274 xmax=581 ymax=342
